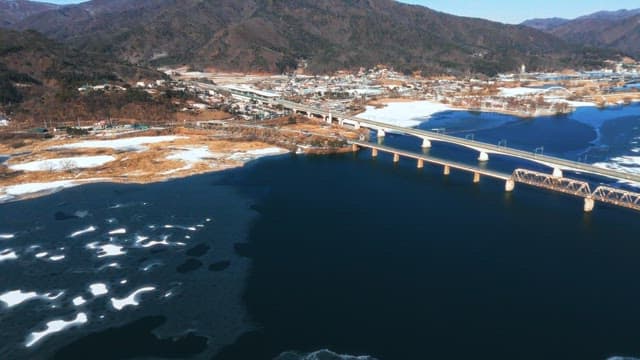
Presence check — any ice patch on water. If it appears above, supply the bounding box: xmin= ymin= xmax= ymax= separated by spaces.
xmin=606 ymin=357 xmax=640 ymax=360
xmin=35 ymin=252 xmax=48 ymax=258
xmin=74 ymin=210 xmax=89 ymax=218
xmin=593 ymin=156 xmax=640 ymax=176
xmin=110 ymin=287 xmax=155 ymax=311
xmin=137 ymin=235 xmax=172 ymax=248
xmin=72 ymin=296 xmax=86 ymax=306
xmin=163 ymin=224 xmax=197 ymax=231
xmin=0 ymin=233 xmax=15 ymax=240
xmin=25 ymin=312 xmax=88 ymax=348
xmin=87 ymin=242 xmax=126 ymax=258
xmin=275 ymin=349 xmax=379 ymax=360
xmin=69 ymin=225 xmax=97 ymax=238
xmin=48 ymin=255 xmax=65 ymax=262
xmin=0 ymin=248 xmax=18 ymax=262
xmin=108 ymin=228 xmax=127 ymax=235
xmin=0 ymin=290 xmax=64 ymax=308
xmin=89 ymin=283 xmax=109 ymax=297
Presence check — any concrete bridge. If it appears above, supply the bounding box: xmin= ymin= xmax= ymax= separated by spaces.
xmin=268 ymin=98 xmax=640 ymax=185
xmin=351 ymin=141 xmax=640 ymax=213
xmin=195 ymin=82 xmax=640 ymax=212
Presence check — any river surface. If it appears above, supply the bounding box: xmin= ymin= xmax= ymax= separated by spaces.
xmin=1 ymin=105 xmax=640 ymax=360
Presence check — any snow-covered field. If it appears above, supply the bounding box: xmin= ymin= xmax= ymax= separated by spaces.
xmin=498 ymin=87 xmax=544 ymax=97
xmin=167 ymin=147 xmax=215 ymax=164
xmin=227 ymin=147 xmax=288 ymax=161
xmin=9 ymin=156 xmax=115 ymax=172
xmin=359 ymin=101 xmax=457 ymax=127
xmin=52 ymin=136 xmax=184 ymax=152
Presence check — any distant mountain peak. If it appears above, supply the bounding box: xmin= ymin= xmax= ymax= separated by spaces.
xmin=522 ymin=8 xmax=640 ymax=57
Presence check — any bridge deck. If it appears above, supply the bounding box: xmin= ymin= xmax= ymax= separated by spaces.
xmin=198 ymin=83 xmax=640 ymax=185
xmin=352 ymin=141 xmax=512 ymax=181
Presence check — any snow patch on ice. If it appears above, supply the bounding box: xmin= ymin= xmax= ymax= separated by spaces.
xmin=87 ymin=242 xmax=126 ymax=258
xmin=72 ymin=296 xmax=86 ymax=306
xmin=25 ymin=312 xmax=88 ymax=348
xmin=108 ymin=228 xmax=127 ymax=235
xmin=0 ymin=248 xmax=18 ymax=262
xmin=0 ymin=290 xmax=64 ymax=308
xmin=89 ymin=283 xmax=108 ymax=297
xmin=69 ymin=225 xmax=97 ymax=238
xmin=110 ymin=287 xmax=155 ymax=311
xmin=0 ymin=233 xmax=15 ymax=240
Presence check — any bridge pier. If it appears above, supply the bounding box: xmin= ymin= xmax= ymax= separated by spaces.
xmin=417 ymin=159 xmax=424 ymax=169
xmin=306 ymin=112 xmax=312 ymax=119
xmin=377 ymin=129 xmax=386 ymax=138
xmin=393 ymin=153 xmax=400 ymax=163
xmin=478 ymin=151 xmax=489 ymax=162
xmin=351 ymin=144 xmax=359 ymax=152
xmin=443 ymin=165 xmax=451 ymax=176
xmin=584 ymin=197 xmax=595 ymax=213
xmin=421 ymin=138 xmax=432 ymax=149
xmin=371 ymin=148 xmax=378 ymax=158
xmin=328 ymin=113 xmax=333 ymax=124
xmin=473 ymin=172 xmax=481 ymax=183
xmin=505 ymin=178 xmax=515 ymax=192
xmin=553 ymin=168 xmax=563 ymax=178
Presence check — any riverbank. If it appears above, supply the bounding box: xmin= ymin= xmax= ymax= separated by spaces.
xmin=0 ymin=118 xmax=365 ymax=203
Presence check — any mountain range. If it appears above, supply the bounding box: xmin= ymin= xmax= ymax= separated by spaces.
xmin=522 ymin=8 xmax=640 ymax=57
xmin=0 ymin=0 xmax=59 ymax=28
xmin=2 ymin=0 xmax=619 ymax=76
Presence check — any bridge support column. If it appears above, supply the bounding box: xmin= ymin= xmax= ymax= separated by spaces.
xmin=372 ymin=148 xmax=378 ymax=158
xmin=417 ymin=159 xmax=424 ymax=169
xmin=505 ymin=178 xmax=515 ymax=192
xmin=354 ymin=122 xmax=361 ymax=130
xmin=306 ymin=112 xmax=312 ymax=119
xmin=393 ymin=153 xmax=400 ymax=163
xmin=443 ymin=165 xmax=451 ymax=176
xmin=351 ymin=144 xmax=359 ymax=152
xmin=421 ymin=138 xmax=432 ymax=149
xmin=473 ymin=172 xmax=481 ymax=183
xmin=584 ymin=197 xmax=595 ymax=213
xmin=553 ymin=168 xmax=563 ymax=178
xmin=328 ymin=113 xmax=333 ymax=124
xmin=478 ymin=151 xmax=489 ymax=162
xmin=377 ymin=129 xmax=386 ymax=138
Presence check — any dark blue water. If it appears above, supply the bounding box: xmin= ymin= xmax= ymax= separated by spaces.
xmin=1 ymin=105 xmax=639 ymax=360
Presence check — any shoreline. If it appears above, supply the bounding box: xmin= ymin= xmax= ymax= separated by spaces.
xmin=0 ymin=121 xmax=364 ymax=204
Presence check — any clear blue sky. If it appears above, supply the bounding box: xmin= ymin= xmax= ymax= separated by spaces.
xmin=42 ymin=0 xmax=640 ymax=24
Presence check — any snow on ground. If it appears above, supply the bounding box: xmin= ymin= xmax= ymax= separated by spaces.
xmin=166 ymin=146 xmax=215 ymax=165
xmin=227 ymin=147 xmax=288 ymax=162
xmin=359 ymin=101 xmax=457 ymax=128
xmin=52 ymin=136 xmax=184 ymax=152
xmin=9 ymin=156 xmax=115 ymax=172
xmin=499 ymin=87 xmax=543 ymax=97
